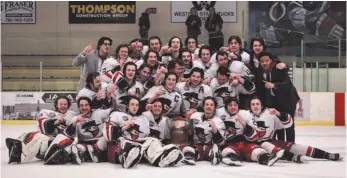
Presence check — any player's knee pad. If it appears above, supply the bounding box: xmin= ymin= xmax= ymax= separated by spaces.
xmin=44 ymin=134 xmax=74 ymax=165
xmin=289 ymin=143 xmax=310 ymax=156
xmin=14 ymin=132 xmax=50 ymax=163
xmin=250 ymin=148 xmax=267 ymax=162
xmin=103 ymin=123 xmax=122 ymax=142
xmin=260 ymin=141 xmax=278 ymax=154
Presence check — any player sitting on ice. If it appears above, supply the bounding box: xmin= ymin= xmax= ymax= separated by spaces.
xmin=141 ymin=99 xmax=184 ymax=167
xmin=216 ymin=97 xmax=284 ymax=166
xmin=44 ymin=97 xmax=112 ymax=165
xmin=102 ymin=96 xmax=150 ymax=168
xmin=248 ymin=97 xmax=342 ymax=162
xmin=6 ymin=96 xmax=78 ymax=164
xmin=182 ymin=97 xmax=226 ymax=165
xmin=76 ymin=72 xmax=114 ymax=110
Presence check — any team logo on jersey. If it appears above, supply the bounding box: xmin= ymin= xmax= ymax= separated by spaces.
xmin=183 ymin=92 xmax=200 ymax=109
xmin=158 ymin=98 xmax=172 ymax=114
xmin=122 ymin=116 xmax=129 ymax=121
xmin=213 ymin=87 xmax=232 ymax=103
xmin=56 ymin=122 xmax=67 ymax=133
xmin=224 ymin=121 xmax=240 ymax=138
xmin=150 ymin=128 xmax=161 ymax=139
xmin=82 ymin=120 xmax=101 ymax=137
xmin=253 ymin=120 xmax=269 ymax=138
xmin=193 ymin=119 xmax=200 ymax=125
xmin=48 ymin=112 xmax=56 ymax=118
xmin=128 ymin=124 xmax=142 ymax=140
xmin=195 ymin=127 xmax=209 ymax=143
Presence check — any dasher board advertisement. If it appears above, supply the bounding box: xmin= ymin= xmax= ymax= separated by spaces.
xmin=171 ymin=1 xmax=237 ymax=23
xmin=1 ymin=1 xmax=36 ymax=24
xmin=69 ymin=1 xmax=136 ymax=24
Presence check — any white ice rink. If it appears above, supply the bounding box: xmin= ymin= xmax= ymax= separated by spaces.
xmin=1 ymin=125 xmax=346 ymax=178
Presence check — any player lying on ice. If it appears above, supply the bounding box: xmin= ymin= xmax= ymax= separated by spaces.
xmin=5 ymin=96 xmax=79 ymax=164
xmin=247 ymin=97 xmax=342 ymax=162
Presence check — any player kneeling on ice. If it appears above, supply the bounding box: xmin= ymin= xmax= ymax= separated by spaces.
xmin=248 ymin=97 xmax=342 ymax=163
xmin=183 ymin=97 xmax=226 ymax=165
xmin=97 ymin=96 xmax=148 ymax=168
xmin=216 ymin=98 xmax=284 ymax=166
xmin=6 ymin=96 xmax=78 ymax=164
xmin=141 ymin=99 xmax=184 ymax=167
xmin=44 ymin=97 xmax=112 ymax=165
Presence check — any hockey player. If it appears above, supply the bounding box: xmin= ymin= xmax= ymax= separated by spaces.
xmin=216 ymin=98 xmax=284 ymax=166
xmin=112 ymin=62 xmax=145 ymax=112
xmin=136 ymin=63 xmax=156 ymax=91
xmin=248 ymin=97 xmax=342 ymax=162
xmin=141 ymin=99 xmax=185 ymax=167
xmin=44 ymin=97 xmax=112 ymax=164
xmin=176 ymin=67 xmax=212 ymax=117
xmin=194 ymin=45 xmax=216 ymax=71
xmin=160 ymin=36 xmax=183 ymax=64
xmin=178 ymin=48 xmax=205 ymax=79
xmin=141 ymin=72 xmax=182 ymax=118
xmin=211 ymin=66 xmax=255 ymax=108
xmin=182 ymin=97 xmax=226 ymax=165
xmin=203 ymin=51 xmax=253 ymax=85
xmin=184 ymin=36 xmax=200 ymax=60
xmin=77 ymin=72 xmax=113 ymax=110
xmin=100 ymin=44 xmax=129 ymax=81
xmin=128 ymin=39 xmax=144 ymax=63
xmin=103 ymin=96 xmax=151 ymax=168
xmin=5 ymin=96 xmax=78 ymax=164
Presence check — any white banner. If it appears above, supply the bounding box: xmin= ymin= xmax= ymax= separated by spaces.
xmin=171 ymin=1 xmax=237 ymax=23
xmin=1 ymin=1 xmax=36 ymax=24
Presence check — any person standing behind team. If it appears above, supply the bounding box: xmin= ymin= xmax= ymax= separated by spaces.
xmin=73 ymin=37 xmax=113 ymax=93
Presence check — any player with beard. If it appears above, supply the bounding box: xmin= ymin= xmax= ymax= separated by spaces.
xmin=183 ymin=97 xmax=226 ymax=165
xmin=204 ymin=51 xmax=254 ymax=85
xmin=44 ymin=97 xmax=112 ymax=165
xmin=141 ymin=72 xmax=182 ymax=118
xmin=140 ymin=99 xmax=185 ymax=167
xmin=112 ymin=62 xmax=145 ymax=112
xmin=141 ymin=36 xmax=162 ymax=56
xmin=77 ymin=72 xmax=114 ymax=110
xmin=136 ymin=63 xmax=156 ymax=91
xmin=178 ymin=48 xmax=205 ymax=79
xmin=210 ymin=66 xmax=255 ymax=108
xmin=5 ymin=96 xmax=78 ymax=165
xmin=176 ymin=67 xmax=212 ymax=117
xmin=102 ymin=96 xmax=151 ymax=168
xmin=160 ymin=36 xmax=182 ymax=64
xmin=216 ymin=98 xmax=284 ymax=166
xmin=248 ymin=98 xmax=342 ymax=162
xmin=195 ymin=45 xmax=216 ymax=71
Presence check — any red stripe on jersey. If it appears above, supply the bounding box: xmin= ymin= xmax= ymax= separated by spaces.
xmin=306 ymin=146 xmax=313 ymax=157
xmin=105 ymin=72 xmax=112 ymax=79
xmin=112 ymin=72 xmax=122 ymax=83
xmin=38 ymin=117 xmax=46 ymax=134
xmin=24 ymin=132 xmax=39 ymax=144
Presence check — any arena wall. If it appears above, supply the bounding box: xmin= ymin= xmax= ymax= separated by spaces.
xmin=1 ymin=1 xmax=248 ymax=55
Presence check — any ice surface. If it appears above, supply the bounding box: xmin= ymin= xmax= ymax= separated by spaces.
xmin=1 ymin=125 xmax=346 ymax=178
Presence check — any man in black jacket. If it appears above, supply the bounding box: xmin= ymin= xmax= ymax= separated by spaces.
xmin=255 ymin=52 xmax=300 ymax=143
xmin=185 ymin=7 xmax=201 ymax=39
xmin=139 ymin=9 xmax=150 ymax=46
xmin=205 ymin=7 xmax=223 ymax=52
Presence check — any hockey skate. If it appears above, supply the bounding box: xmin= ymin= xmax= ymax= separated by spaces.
xmin=266 ymin=149 xmax=285 ymax=166
xmin=328 ymin=153 xmax=343 ymax=161
xmin=221 ymin=152 xmax=242 ymax=166
xmin=86 ymin=144 xmax=102 ymax=163
xmin=209 ymin=144 xmax=221 ymax=165
xmin=6 ymin=138 xmax=22 ymax=164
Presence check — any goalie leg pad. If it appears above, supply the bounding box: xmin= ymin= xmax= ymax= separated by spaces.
xmin=44 ymin=134 xmax=73 ymax=165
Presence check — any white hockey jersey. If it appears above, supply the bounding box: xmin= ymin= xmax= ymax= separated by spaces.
xmin=210 ymin=50 xmax=250 ymax=65
xmin=210 ymin=78 xmax=255 ymax=108
xmin=176 ymin=82 xmax=212 ymax=113
xmin=142 ymin=111 xmax=171 ymax=141
xmin=76 ymin=82 xmax=111 ymax=110
xmin=141 ymin=86 xmax=182 ymax=118
xmin=247 ymin=109 xmax=293 ymax=142
xmin=107 ymin=111 xmax=150 ymax=141
xmin=64 ymin=108 xmax=111 ymax=143
xmin=216 ymin=108 xmax=257 ymax=143
xmin=190 ymin=112 xmax=226 ymax=145
xmin=111 ymin=81 xmax=145 ymax=112
xmin=194 ymin=57 xmax=217 ymax=71
xmin=36 ymin=109 xmax=78 ymax=137
xmin=205 ymin=60 xmax=253 ymax=79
